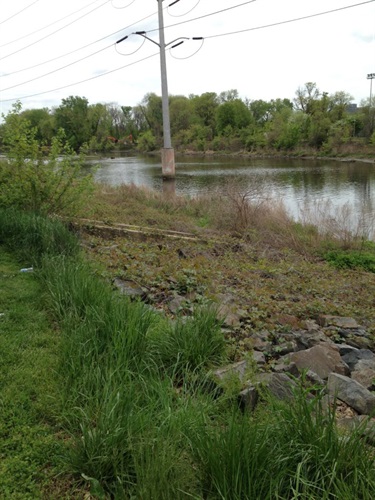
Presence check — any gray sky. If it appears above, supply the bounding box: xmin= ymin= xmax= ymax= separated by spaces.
xmin=0 ymin=0 xmax=374 ymax=117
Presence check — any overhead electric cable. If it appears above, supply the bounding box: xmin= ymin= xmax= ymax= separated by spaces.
xmin=204 ymin=0 xmax=375 ymax=40
xmin=2 ymin=0 xmax=373 ymax=103
xmin=0 ymin=52 xmax=159 ymax=103
xmin=0 ymin=0 xmax=40 ymax=26
xmin=0 ymin=44 xmax=113 ymax=92
xmin=147 ymin=0 xmax=256 ymax=33
xmin=0 ymin=0 xmax=106 ymax=49
xmin=0 ymin=10 xmax=159 ymax=77
xmin=0 ymin=0 xmax=109 ymax=62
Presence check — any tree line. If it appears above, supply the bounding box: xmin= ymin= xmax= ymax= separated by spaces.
xmin=1 ymin=82 xmax=374 ymax=155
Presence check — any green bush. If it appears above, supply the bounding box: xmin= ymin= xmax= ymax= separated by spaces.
xmin=137 ymin=130 xmax=157 ymax=152
xmin=0 ymin=102 xmax=93 ymax=216
xmin=324 ymin=249 xmax=375 ymax=272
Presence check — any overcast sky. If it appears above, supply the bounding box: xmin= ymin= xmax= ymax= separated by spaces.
xmin=0 ymin=0 xmax=374 ymax=118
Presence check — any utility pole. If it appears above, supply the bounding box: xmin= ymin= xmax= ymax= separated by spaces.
xmin=116 ymin=1 xmax=202 ymax=180
xmin=367 ymin=73 xmax=375 ymax=135
xmin=158 ymin=0 xmax=175 ymax=178
xmin=367 ymin=73 xmax=375 ymax=107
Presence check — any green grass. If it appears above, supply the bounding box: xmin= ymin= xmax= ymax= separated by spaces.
xmin=0 ymin=248 xmax=80 ymax=498
xmin=2 ymin=207 xmax=375 ymax=499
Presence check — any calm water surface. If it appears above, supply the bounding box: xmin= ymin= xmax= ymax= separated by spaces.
xmin=89 ymin=155 xmax=375 ymax=232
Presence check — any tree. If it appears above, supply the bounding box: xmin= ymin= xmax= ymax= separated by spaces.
xmin=218 ymin=89 xmax=239 ymax=103
xmin=169 ymin=95 xmax=195 ymax=136
xmin=216 ymin=99 xmax=252 ymax=133
xmin=136 ymin=93 xmax=163 ymax=139
xmin=294 ymin=82 xmax=320 ymax=114
xmin=190 ymin=92 xmax=219 ymax=137
xmin=54 ymin=96 xmax=91 ymax=151
xmin=21 ymin=108 xmax=54 ymax=144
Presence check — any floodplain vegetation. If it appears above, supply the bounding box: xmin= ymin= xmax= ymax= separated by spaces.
xmin=1 ymin=107 xmax=375 ymax=498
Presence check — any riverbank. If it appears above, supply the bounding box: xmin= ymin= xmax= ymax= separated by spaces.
xmin=2 ymin=208 xmax=375 ymax=498
xmin=77 ymin=183 xmax=375 ymax=358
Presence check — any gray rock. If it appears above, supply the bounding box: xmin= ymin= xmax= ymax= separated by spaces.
xmin=238 ymin=386 xmax=258 ymax=411
xmin=294 ymin=330 xmax=332 ymax=350
xmin=341 ymin=348 xmax=374 ymax=371
xmin=113 ymin=278 xmax=146 ymax=299
xmin=214 ymin=360 xmax=248 ymax=383
xmin=289 ymin=343 xmax=350 ymax=380
xmin=168 ymin=295 xmax=187 ymax=314
xmin=252 ymin=351 xmax=266 ymax=365
xmin=256 ymin=373 xmax=297 ymax=401
xmin=249 ymin=331 xmax=272 ymax=352
xmin=351 ymin=364 xmax=375 ymax=390
xmin=327 ymin=373 xmax=375 ymax=415
xmin=346 ymin=336 xmax=373 ymax=350
xmin=318 ymin=316 xmax=361 ymax=329
xmin=272 ymin=361 xmax=300 ymax=378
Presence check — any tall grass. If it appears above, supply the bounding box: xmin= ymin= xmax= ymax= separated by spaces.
xmin=0 ymin=208 xmax=78 ymax=264
xmin=3 ymin=207 xmax=375 ymax=498
xmin=190 ymin=384 xmax=375 ymax=499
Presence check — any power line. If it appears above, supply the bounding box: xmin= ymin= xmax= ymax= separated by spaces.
xmin=2 ymin=0 xmax=374 ymax=104
xmin=0 ymin=52 xmax=159 ymax=103
xmin=0 ymin=0 xmax=105 ymax=49
xmin=0 ymin=0 xmax=109 ymax=62
xmin=0 ymin=10 xmax=159 ymax=78
xmin=0 ymin=44 xmax=113 ymax=93
xmin=0 ymin=0 xmax=41 ymax=26
xmin=148 ymin=0 xmax=256 ymax=34
xmin=204 ymin=0 xmax=375 ymax=40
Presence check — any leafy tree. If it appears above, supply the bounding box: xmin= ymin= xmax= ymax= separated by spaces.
xmin=249 ymin=99 xmax=274 ymax=126
xmin=136 ymin=93 xmax=163 ymax=139
xmin=294 ymin=82 xmax=321 ymax=114
xmin=190 ymin=92 xmax=218 ymax=138
xmin=216 ymin=99 xmax=252 ymax=133
xmin=21 ymin=108 xmax=55 ymax=144
xmin=54 ymin=95 xmax=91 ymax=151
xmin=0 ymin=102 xmax=93 ymax=215
xmin=169 ymin=95 xmax=195 ymax=136
xmin=218 ymin=89 xmax=239 ymax=103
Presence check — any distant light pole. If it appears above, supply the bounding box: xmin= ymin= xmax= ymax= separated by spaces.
xmin=367 ymin=73 xmax=375 ymax=107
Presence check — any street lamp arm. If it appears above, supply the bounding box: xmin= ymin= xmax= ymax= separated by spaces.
xmin=165 ymin=36 xmax=189 ymax=48
xmin=134 ymin=32 xmax=161 ymax=47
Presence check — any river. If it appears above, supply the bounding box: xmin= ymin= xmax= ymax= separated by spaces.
xmin=89 ymin=154 xmax=375 ymax=236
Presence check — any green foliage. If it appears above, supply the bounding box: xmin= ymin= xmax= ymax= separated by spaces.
xmin=216 ymin=99 xmax=252 ymax=133
xmin=191 ymin=382 xmax=375 ymax=499
xmin=3 ymin=211 xmax=375 ymax=498
xmin=0 ymin=208 xmax=79 ymax=265
xmin=137 ymin=129 xmax=157 ymax=152
xmin=324 ymin=249 xmax=375 ymax=272
xmin=54 ymin=95 xmax=91 ymax=151
xmin=150 ymin=307 xmax=226 ymax=377
xmin=0 ymin=102 xmax=93 ymax=216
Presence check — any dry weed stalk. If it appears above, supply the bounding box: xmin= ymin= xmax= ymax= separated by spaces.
xmin=298 ymin=199 xmax=374 ymax=249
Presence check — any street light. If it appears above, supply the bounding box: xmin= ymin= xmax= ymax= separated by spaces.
xmin=367 ymin=73 xmax=375 ymax=107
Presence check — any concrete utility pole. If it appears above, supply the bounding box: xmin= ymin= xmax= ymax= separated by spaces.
xmin=158 ymin=0 xmax=175 ymax=178
xmin=368 ymin=73 xmax=375 ymax=107
xmin=117 ymin=1 xmax=202 ymax=180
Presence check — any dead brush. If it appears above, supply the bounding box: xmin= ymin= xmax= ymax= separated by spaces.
xmin=298 ymin=199 xmax=375 ymax=251
xmin=209 ymin=178 xmax=273 ymax=234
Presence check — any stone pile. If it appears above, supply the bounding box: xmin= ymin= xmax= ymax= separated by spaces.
xmin=214 ymin=315 xmax=375 ymax=427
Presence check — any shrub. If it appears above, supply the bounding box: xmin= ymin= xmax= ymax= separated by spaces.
xmin=324 ymin=249 xmax=375 ymax=272
xmin=0 ymin=102 xmax=93 ymax=216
